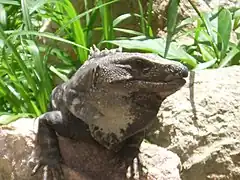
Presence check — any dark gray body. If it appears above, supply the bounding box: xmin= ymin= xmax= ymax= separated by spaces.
xmin=30 ymin=47 xmax=188 ymax=179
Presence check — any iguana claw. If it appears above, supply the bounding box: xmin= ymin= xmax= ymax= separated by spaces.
xmin=31 ymin=162 xmax=64 ymax=180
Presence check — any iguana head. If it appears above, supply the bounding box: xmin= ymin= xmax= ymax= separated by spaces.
xmin=69 ymin=47 xmax=188 ymax=100
xmin=62 ymin=47 xmax=188 ymax=150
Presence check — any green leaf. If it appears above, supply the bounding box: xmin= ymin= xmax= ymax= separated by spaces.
xmin=219 ymin=47 xmax=240 ymax=67
xmin=230 ymin=51 xmax=240 ymax=65
xmin=105 ymin=38 xmax=197 ymax=67
xmin=0 ymin=4 xmax=7 ymax=28
xmin=49 ymin=66 xmax=69 ymax=82
xmin=113 ymin=13 xmax=133 ymax=27
xmin=21 ymin=0 xmax=33 ymax=32
xmin=165 ymin=0 xmax=180 ymax=58
xmin=29 ymin=0 xmax=55 ymax=14
xmin=0 ymin=0 xmax=20 ymax=6
xmin=193 ymin=58 xmax=217 ymax=70
xmin=166 ymin=0 xmax=180 ymax=34
xmin=57 ymin=0 xmax=87 ymax=63
xmin=236 ymin=26 xmax=240 ymax=34
xmin=218 ymin=8 xmax=232 ymax=60
xmin=0 ymin=113 xmax=32 ymax=125
xmin=233 ymin=9 xmax=240 ymax=19
xmin=0 ymin=78 xmax=22 ymax=112
xmin=0 ymin=25 xmax=38 ymax=95
xmin=137 ymin=0 xmax=146 ymax=34
xmin=198 ymin=44 xmax=214 ymax=62
xmin=25 ymin=40 xmax=52 ymax=113
xmin=9 ymin=31 xmax=89 ymax=51
xmin=188 ymin=0 xmax=219 ymax=59
xmin=98 ymin=0 xmax=115 ymax=48
xmin=113 ymin=28 xmax=143 ymax=36
xmin=57 ymin=0 xmax=119 ymax=33
xmin=201 ymin=12 xmax=217 ymax=44
xmin=146 ymin=0 xmax=153 ymax=37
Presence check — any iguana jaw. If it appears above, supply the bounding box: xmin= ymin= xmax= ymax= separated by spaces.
xmin=128 ymin=78 xmax=186 ymax=98
xmin=112 ymin=52 xmax=189 ymax=84
xmin=91 ymin=53 xmax=189 ymax=99
xmin=124 ymin=59 xmax=188 ymax=96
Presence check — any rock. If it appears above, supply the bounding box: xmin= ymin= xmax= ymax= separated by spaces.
xmin=1 ymin=66 xmax=240 ymax=180
xmin=0 ymin=118 xmax=181 ymax=180
xmin=149 ymin=66 xmax=240 ymax=180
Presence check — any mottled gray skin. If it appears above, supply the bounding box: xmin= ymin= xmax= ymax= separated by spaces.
xmin=30 ymin=47 xmax=188 ymax=179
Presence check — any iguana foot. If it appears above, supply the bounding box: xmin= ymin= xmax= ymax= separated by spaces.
xmin=111 ymin=132 xmax=144 ymax=166
xmin=29 ymin=151 xmax=64 ymax=180
xmin=29 ymin=112 xmax=65 ymax=180
xmin=120 ymin=145 xmax=140 ymax=164
xmin=32 ymin=164 xmax=64 ymax=180
xmin=110 ymin=141 xmax=141 ymax=167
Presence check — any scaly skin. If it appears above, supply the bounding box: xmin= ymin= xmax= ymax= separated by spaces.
xmin=30 ymin=46 xmax=188 ymax=179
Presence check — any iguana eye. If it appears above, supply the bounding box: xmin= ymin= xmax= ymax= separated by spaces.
xmin=135 ymin=59 xmax=146 ymax=69
xmin=134 ymin=59 xmax=152 ymax=73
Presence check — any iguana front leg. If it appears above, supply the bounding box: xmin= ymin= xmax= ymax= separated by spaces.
xmin=30 ymin=111 xmax=65 ymax=180
xmin=111 ymin=131 xmax=145 ymax=165
xmin=30 ymin=110 xmax=93 ymax=179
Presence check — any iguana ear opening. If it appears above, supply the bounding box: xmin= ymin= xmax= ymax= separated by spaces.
xmin=92 ymin=65 xmax=100 ymax=88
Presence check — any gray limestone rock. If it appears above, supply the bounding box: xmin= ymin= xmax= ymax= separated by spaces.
xmin=0 ymin=118 xmax=181 ymax=180
xmin=1 ymin=66 xmax=240 ymax=180
xmin=149 ymin=66 xmax=240 ymax=180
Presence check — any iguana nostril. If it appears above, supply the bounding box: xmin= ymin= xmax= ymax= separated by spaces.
xmin=182 ymin=65 xmax=189 ymax=78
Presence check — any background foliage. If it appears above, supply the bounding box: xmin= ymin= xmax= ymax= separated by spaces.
xmin=0 ymin=0 xmax=239 ymax=123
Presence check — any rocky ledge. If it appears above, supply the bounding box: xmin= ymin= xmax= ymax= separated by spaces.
xmin=0 ymin=66 xmax=240 ymax=180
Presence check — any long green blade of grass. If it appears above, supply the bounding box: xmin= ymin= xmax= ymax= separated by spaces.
xmin=0 ymin=4 xmax=7 ymax=28
xmin=164 ymin=0 xmax=180 ymax=58
xmin=9 ymin=30 xmax=89 ymax=51
xmin=0 ymin=78 xmax=22 ymax=112
xmin=0 ymin=25 xmax=38 ymax=94
xmin=113 ymin=28 xmax=143 ymax=36
xmin=113 ymin=13 xmax=133 ymax=27
xmin=218 ymin=8 xmax=232 ymax=60
xmin=146 ymin=0 xmax=154 ymax=37
xmin=83 ymin=0 xmax=90 ymax=25
xmin=21 ymin=0 xmax=33 ymax=32
xmin=0 ymin=0 xmax=20 ymax=6
xmin=0 ymin=113 xmax=33 ymax=125
xmin=137 ymin=0 xmax=146 ymax=35
xmin=98 ymin=0 xmax=114 ymax=48
xmin=219 ymin=47 xmax=239 ymax=67
xmin=193 ymin=58 xmax=217 ymax=70
xmin=1 ymin=44 xmax=42 ymax=115
xmin=58 ymin=0 xmax=87 ymax=63
xmin=188 ymin=0 xmax=219 ymax=59
xmin=26 ymin=40 xmax=52 ymax=113
xmin=57 ymin=0 xmax=119 ymax=34
xmin=105 ymin=38 xmax=197 ymax=67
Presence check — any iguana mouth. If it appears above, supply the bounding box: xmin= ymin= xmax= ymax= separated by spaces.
xmin=129 ymin=78 xmax=186 ymax=90
xmin=164 ymin=78 xmax=186 ymax=88
xmin=136 ymin=78 xmax=186 ymax=85
xmin=164 ymin=78 xmax=186 ymax=84
xmin=137 ymin=65 xmax=189 ymax=84
xmin=128 ymin=78 xmax=186 ymax=97
xmin=133 ymin=77 xmax=186 ymax=84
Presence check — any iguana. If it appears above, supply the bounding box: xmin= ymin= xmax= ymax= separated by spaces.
xmin=30 ymin=46 xmax=188 ymax=179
